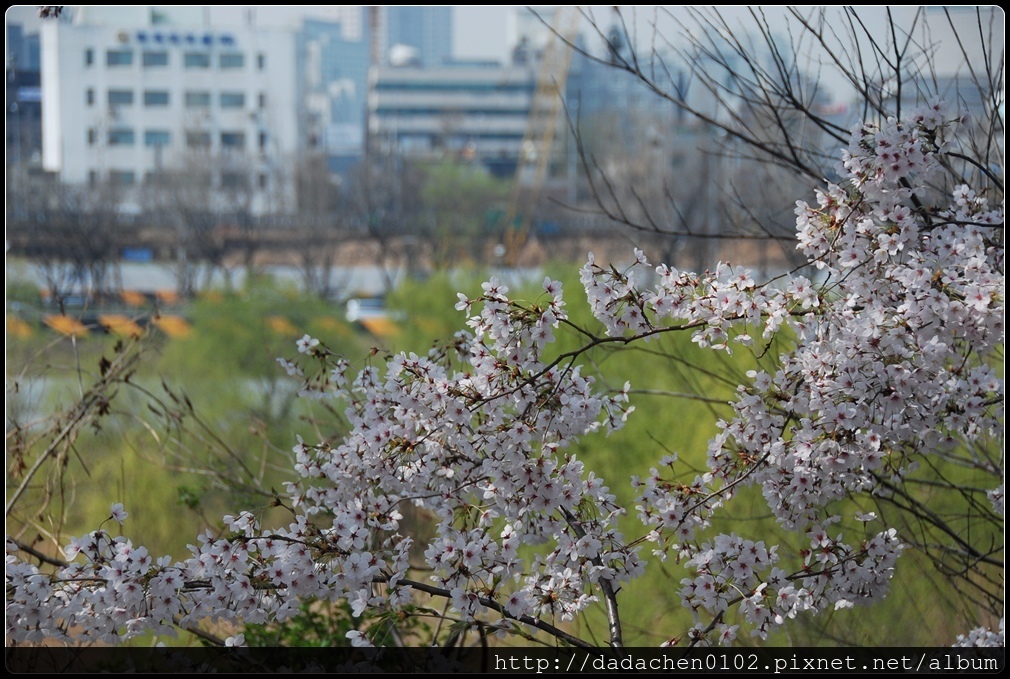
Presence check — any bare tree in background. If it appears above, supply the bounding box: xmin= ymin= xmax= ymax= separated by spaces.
xmin=218 ymin=160 xmax=261 ymax=288
xmin=559 ymin=6 xmax=1003 ymax=272
xmin=145 ymin=153 xmax=225 ymax=297
xmin=292 ymin=153 xmax=353 ymax=299
xmin=572 ymin=108 xmax=726 ymax=272
xmin=346 ymin=153 xmax=428 ymax=291
xmin=145 ymin=143 xmax=266 ymax=296
xmin=9 ymin=174 xmax=130 ymax=302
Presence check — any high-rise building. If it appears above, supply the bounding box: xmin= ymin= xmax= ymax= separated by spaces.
xmin=7 ymin=22 xmax=44 ymax=168
xmin=298 ymin=14 xmax=370 ymax=156
xmin=383 ymin=6 xmax=452 ymax=67
xmin=7 ymin=22 xmax=42 ymax=71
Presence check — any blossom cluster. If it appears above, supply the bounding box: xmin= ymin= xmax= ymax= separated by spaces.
xmin=6 ymin=103 xmax=1002 ymax=647
xmin=954 ymin=618 xmax=1005 ymax=648
xmin=8 ymin=276 xmax=638 ymax=644
xmin=580 ymin=102 xmax=1003 ymax=643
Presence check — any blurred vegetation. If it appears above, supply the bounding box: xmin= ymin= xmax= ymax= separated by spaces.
xmin=6 ymin=272 xmax=369 ymax=564
xmin=420 ymin=161 xmax=509 ymax=268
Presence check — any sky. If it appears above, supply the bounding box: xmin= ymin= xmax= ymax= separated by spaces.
xmin=454 ymin=5 xmax=512 ymax=61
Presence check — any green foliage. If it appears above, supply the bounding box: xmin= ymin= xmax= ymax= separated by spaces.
xmin=385 ymin=269 xmax=490 ymax=348
xmin=6 ymin=279 xmax=42 ymax=307
xmin=177 ymin=485 xmax=202 ymax=510
xmin=243 ymin=598 xmax=434 ymax=647
xmin=243 ymin=599 xmax=360 ymax=647
xmin=6 ymin=278 xmax=371 ymax=566
xmin=5 ymin=260 xmax=41 ymax=305
xmin=420 ymin=161 xmax=508 ymax=267
xmin=158 ymin=276 xmax=359 ymax=382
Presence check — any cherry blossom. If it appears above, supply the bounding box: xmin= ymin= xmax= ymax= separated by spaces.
xmin=109 ymin=503 xmax=129 ymax=525
xmin=296 ymin=334 xmax=320 ymax=354
xmin=6 ymin=104 xmax=1002 ymax=649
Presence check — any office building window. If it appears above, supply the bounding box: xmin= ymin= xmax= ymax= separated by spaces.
xmin=258 ymin=92 xmax=266 ymax=109
xmin=110 ymin=170 xmax=137 ymax=186
xmin=220 ymin=92 xmax=245 ymax=109
xmin=108 ymin=89 xmax=134 ymax=107
xmin=184 ymin=52 xmax=210 ymax=68
xmin=108 ymin=129 xmax=136 ymax=146
xmin=144 ymin=130 xmax=171 ymax=147
xmin=220 ymin=132 xmax=246 ymax=151
xmin=143 ymin=90 xmax=170 ymax=107
xmin=85 ymin=48 xmax=94 ymax=66
xmin=258 ymin=131 xmax=268 ymax=151
xmin=257 ymin=53 xmax=266 ymax=70
xmin=106 ymin=49 xmax=133 ymax=67
xmin=87 ymin=128 xmax=97 ymax=145
xmin=258 ymin=173 xmax=268 ymax=190
xmin=86 ymin=88 xmax=95 ymax=106
xmin=142 ymin=50 xmax=169 ymax=67
xmin=220 ymin=53 xmax=244 ymax=69
xmin=184 ymin=91 xmax=211 ymax=108
xmin=185 ymin=131 xmax=212 ymax=149
xmin=88 ymin=170 xmax=98 ymax=186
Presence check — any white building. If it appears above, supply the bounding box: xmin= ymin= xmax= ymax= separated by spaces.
xmin=40 ymin=7 xmax=300 ymax=214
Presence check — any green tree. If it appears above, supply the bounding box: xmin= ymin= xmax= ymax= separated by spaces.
xmin=421 ymin=161 xmax=508 ymax=268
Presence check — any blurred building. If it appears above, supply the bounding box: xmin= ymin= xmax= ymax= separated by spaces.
xmin=382 ymin=6 xmax=452 ymax=67
xmin=39 ymin=7 xmax=300 ymax=215
xmin=368 ymin=63 xmax=535 ymax=178
xmin=28 ymin=6 xmax=471 ymax=211
xmin=297 ymin=15 xmax=371 ymax=158
xmin=7 ymin=21 xmax=41 ymax=70
xmin=7 ymin=22 xmax=44 ymax=168
xmin=302 ymin=6 xmax=455 ymax=160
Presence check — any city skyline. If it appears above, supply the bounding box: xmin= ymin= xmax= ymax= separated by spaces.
xmin=11 ymin=6 xmax=948 ymax=104
xmin=5 ymin=5 xmax=516 ymax=63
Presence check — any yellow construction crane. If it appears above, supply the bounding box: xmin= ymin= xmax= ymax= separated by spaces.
xmin=501 ymin=7 xmax=580 ymax=266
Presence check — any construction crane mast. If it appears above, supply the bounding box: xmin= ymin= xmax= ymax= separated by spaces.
xmin=501 ymin=7 xmax=580 ymax=266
